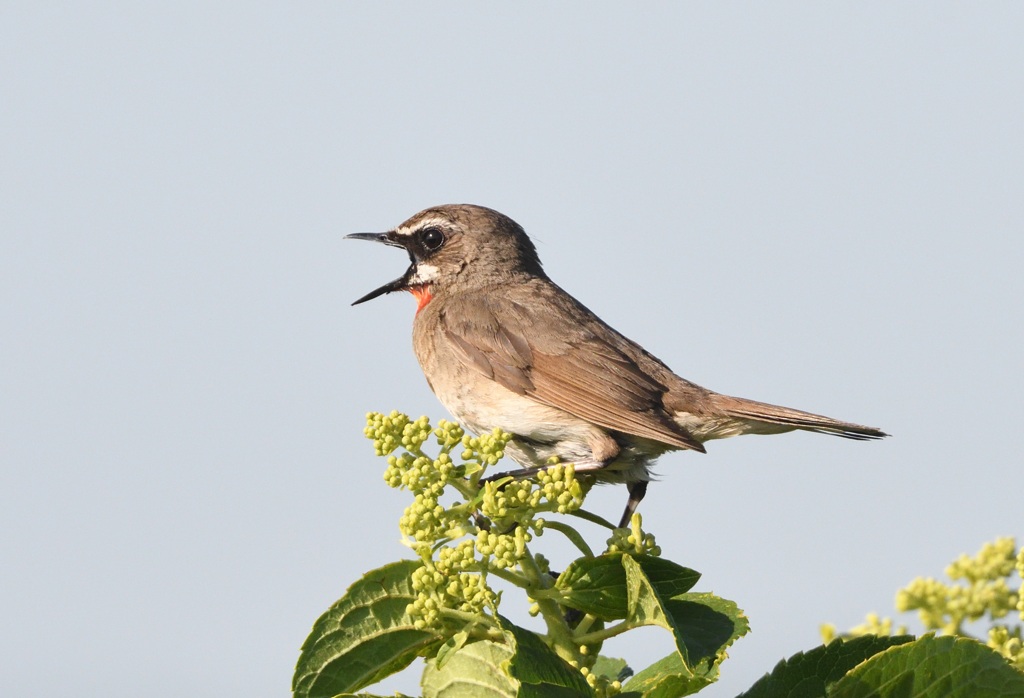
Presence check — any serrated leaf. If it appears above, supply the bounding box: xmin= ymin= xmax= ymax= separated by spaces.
xmin=500 ymin=617 xmax=594 ymax=698
xmin=293 ymin=560 xmax=443 ymax=698
xmin=618 ymin=597 xmax=751 ymax=697
xmin=660 ymin=593 xmax=750 ymax=678
xmin=422 ymin=640 xmax=517 ymax=698
xmin=737 ymin=635 xmax=915 ymax=698
xmin=619 ymin=653 xmax=708 ymax=698
xmin=556 ymin=553 xmax=700 ymax=621
xmin=421 ymin=619 xmax=593 ymax=698
xmin=828 ymin=635 xmax=1024 ymax=698
xmin=623 ymin=556 xmax=748 ymax=676
xmin=618 ymin=555 xmax=749 ymax=698
xmin=556 ymin=555 xmax=630 ymax=620
xmin=636 ymin=558 xmax=702 ymax=598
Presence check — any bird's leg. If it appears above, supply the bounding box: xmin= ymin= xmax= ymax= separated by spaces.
xmin=618 ymin=480 xmax=648 ymax=529
xmin=480 ymin=458 xmax=610 ymax=486
xmin=480 ymin=464 xmax=550 ymax=484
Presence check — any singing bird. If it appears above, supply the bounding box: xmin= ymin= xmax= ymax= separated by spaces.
xmin=349 ymin=205 xmax=886 ymax=527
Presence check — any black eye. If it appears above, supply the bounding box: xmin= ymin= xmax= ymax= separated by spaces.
xmin=420 ymin=227 xmax=445 ymax=251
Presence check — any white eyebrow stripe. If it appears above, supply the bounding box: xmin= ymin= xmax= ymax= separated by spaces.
xmin=395 ymin=218 xmax=450 ymax=236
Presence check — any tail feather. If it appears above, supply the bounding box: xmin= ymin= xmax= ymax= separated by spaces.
xmin=708 ymin=394 xmax=888 ymax=441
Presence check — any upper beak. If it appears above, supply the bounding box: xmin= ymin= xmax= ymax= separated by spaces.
xmin=346 ymin=231 xmax=414 ymax=305
xmin=345 ymin=231 xmax=406 ymax=249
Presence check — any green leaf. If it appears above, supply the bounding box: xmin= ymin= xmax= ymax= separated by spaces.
xmin=737 ymin=635 xmax=915 ymax=698
xmin=619 ymin=556 xmax=749 ymax=698
xmin=435 ymin=630 xmax=471 ymax=670
xmin=422 ymin=640 xmax=518 ymax=698
xmin=659 ymin=593 xmax=750 ymax=678
xmin=501 ymin=617 xmax=594 ymax=698
xmin=623 ymin=556 xmax=748 ymax=676
xmin=556 ymin=553 xmax=701 ymax=620
xmin=591 ymin=655 xmax=632 ymax=683
xmin=828 ymin=635 xmax=1024 ymax=698
xmin=293 ymin=560 xmax=443 ymax=698
xmin=624 ymin=554 xmax=670 ymax=628
xmin=619 ymin=653 xmax=708 ymax=698
xmin=618 ymin=596 xmax=751 ymax=697
xmin=421 ymin=619 xmax=593 ymax=698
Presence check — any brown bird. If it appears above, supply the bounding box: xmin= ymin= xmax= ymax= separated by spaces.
xmin=348 ymin=204 xmax=886 ymax=528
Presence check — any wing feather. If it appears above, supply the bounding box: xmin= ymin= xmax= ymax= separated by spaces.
xmin=440 ymin=290 xmax=705 ymax=452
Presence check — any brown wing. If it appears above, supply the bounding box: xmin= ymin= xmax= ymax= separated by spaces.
xmin=439 ymin=285 xmax=706 ymax=452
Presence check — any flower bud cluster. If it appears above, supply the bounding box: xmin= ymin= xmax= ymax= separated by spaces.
xmin=399 ymin=491 xmax=451 ymax=543
xmin=988 ymin=626 xmax=1024 ymax=670
xmin=366 ymin=413 xmax=469 ymax=543
xmin=897 ymin=576 xmax=1017 ymax=634
xmin=366 ymin=413 xmax=572 ymax=634
xmin=579 ymin=666 xmax=622 ymax=698
xmin=946 ymin=537 xmax=1018 ymax=584
xmin=481 ymin=463 xmax=584 ymax=530
xmin=434 ymin=419 xmax=465 ymax=450
xmin=385 ymin=452 xmax=456 ymax=493
xmin=606 ymin=513 xmax=661 ymax=557
xmin=826 ymin=538 xmax=1023 ymax=647
xmin=460 ymin=427 xmax=512 ymax=470
xmin=407 ymin=540 xmax=497 ymax=630
xmin=1018 ymin=548 xmax=1024 ymax=617
xmin=848 ymin=612 xmax=903 ymax=638
xmin=472 ymin=463 xmax=584 ymax=570
xmin=476 ymin=526 xmax=533 ymax=569
xmin=889 ymin=538 xmax=1022 ymax=637
xmin=365 ymin=410 xmax=412 ymax=456
xmin=985 ymin=541 xmax=1024 ymax=669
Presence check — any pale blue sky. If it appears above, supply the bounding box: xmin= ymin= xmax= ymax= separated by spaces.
xmin=2 ymin=3 xmax=1022 ymax=696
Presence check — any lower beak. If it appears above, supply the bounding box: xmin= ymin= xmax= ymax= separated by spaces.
xmin=346 ymin=231 xmax=414 ymax=305
xmin=350 ymin=269 xmax=413 ymax=305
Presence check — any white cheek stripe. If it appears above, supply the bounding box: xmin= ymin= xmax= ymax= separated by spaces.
xmin=411 ymin=263 xmax=440 ymax=284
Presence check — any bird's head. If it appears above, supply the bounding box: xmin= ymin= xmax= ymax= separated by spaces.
xmin=347 ymin=204 xmax=545 ymax=311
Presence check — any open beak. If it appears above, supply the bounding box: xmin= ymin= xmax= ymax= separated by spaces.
xmin=345 ymin=231 xmax=415 ymax=305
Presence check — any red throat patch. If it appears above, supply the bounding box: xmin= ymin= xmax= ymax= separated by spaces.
xmin=409 ymin=285 xmax=433 ymax=314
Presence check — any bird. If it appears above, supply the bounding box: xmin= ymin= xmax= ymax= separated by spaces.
xmin=347 ymin=204 xmax=887 ymax=528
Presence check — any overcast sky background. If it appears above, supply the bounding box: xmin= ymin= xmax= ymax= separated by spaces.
xmin=2 ymin=3 xmax=1022 ymax=696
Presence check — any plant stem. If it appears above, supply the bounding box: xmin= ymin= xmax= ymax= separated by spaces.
xmin=518 ymin=544 xmax=581 ymax=665
xmin=572 ymin=613 xmax=598 ymax=638
xmin=438 ymin=607 xmax=497 ymax=629
xmin=449 ymin=479 xmax=478 ymax=502
xmin=437 ymin=608 xmax=503 ymax=640
xmin=485 ymin=565 xmax=531 ymax=588
xmin=570 ymin=507 xmax=618 ymax=530
xmin=542 ymin=521 xmax=595 ymax=558
xmin=574 ymin=620 xmax=634 ymax=646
